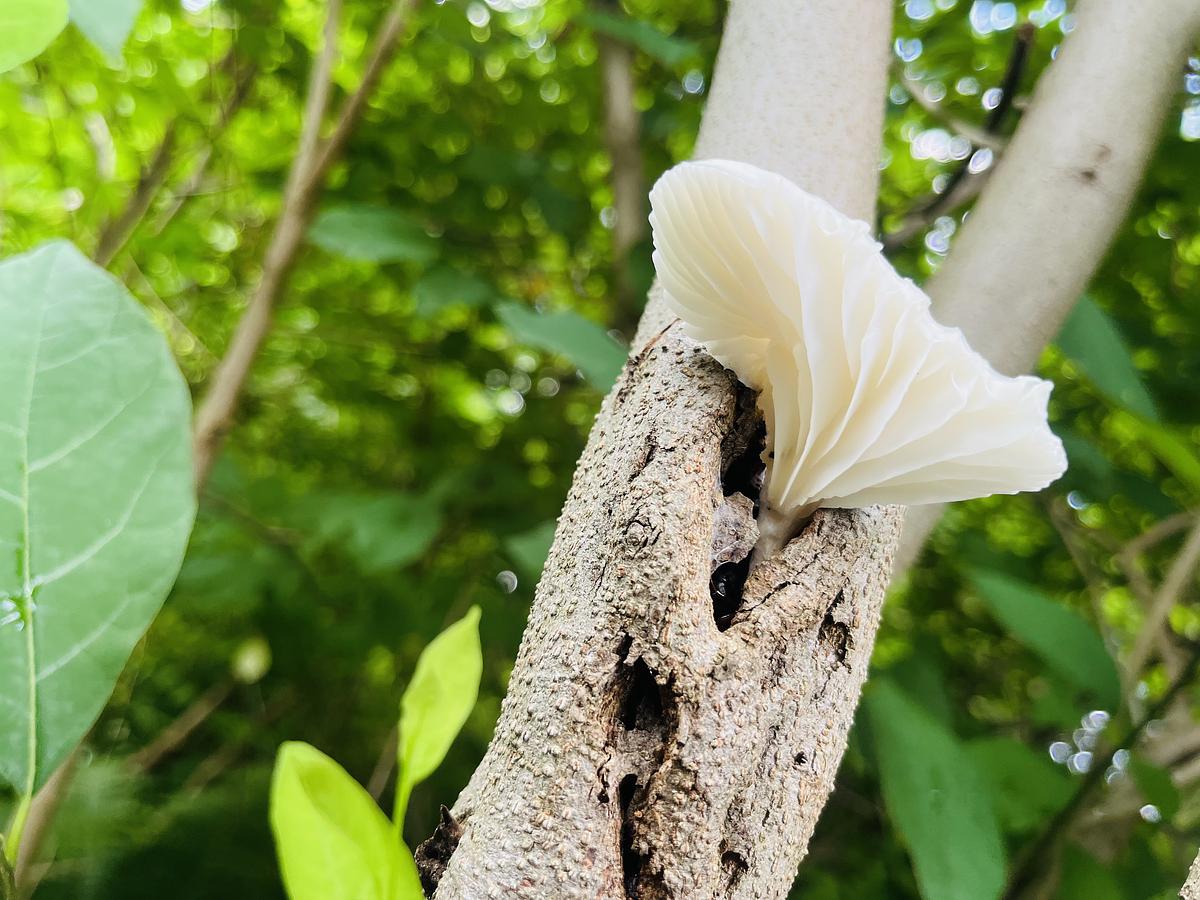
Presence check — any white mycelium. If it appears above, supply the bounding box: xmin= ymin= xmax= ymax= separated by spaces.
xmin=649 ymin=159 xmax=1067 ymax=560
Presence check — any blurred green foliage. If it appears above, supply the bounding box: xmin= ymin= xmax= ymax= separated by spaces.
xmin=1 ymin=0 xmax=1199 ymax=897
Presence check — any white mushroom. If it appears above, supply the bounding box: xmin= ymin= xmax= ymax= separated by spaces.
xmin=648 ymin=159 xmax=1067 ymax=564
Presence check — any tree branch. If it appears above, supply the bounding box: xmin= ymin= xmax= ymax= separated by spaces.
xmin=1003 ymin=643 xmax=1200 ymax=900
xmin=1126 ymin=517 xmax=1200 ymax=676
xmin=430 ymin=2 xmax=895 ymax=895
xmin=882 ymin=24 xmax=1033 ymax=253
xmin=596 ymin=2 xmax=647 ymax=332
xmin=191 ymin=0 xmax=418 ymax=490
xmin=895 ymin=0 xmax=1200 ymax=570
xmin=126 ymin=681 xmax=235 ymax=773
xmin=92 ymin=49 xmax=252 ymax=268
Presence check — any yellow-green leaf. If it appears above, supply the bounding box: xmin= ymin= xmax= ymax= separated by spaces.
xmin=0 ymin=0 xmax=67 ymax=72
xmin=270 ymin=742 xmax=422 ymax=900
xmin=396 ymin=607 xmax=482 ymax=822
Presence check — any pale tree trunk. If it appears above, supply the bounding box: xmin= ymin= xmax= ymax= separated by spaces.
xmin=896 ymin=0 xmax=1200 ymax=570
xmin=426 ymin=2 xmax=894 ymax=897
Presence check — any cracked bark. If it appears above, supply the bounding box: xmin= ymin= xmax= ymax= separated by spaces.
xmin=427 ymin=2 xmax=896 ymax=896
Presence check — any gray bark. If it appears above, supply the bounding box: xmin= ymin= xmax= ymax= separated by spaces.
xmin=431 ymin=294 xmax=901 ymax=898
xmin=1182 ymin=849 xmax=1200 ymax=900
xmin=427 ymin=1 xmax=896 ymax=895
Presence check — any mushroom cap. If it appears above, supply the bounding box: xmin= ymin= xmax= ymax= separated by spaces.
xmin=649 ymin=159 xmax=1067 ymax=512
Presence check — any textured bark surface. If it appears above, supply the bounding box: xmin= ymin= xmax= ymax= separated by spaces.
xmin=1183 ymin=848 xmax=1200 ymax=900
xmin=431 ymin=297 xmax=901 ymax=899
xmin=427 ymin=2 xmax=896 ymax=895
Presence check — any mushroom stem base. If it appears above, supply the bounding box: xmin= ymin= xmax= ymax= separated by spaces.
xmin=750 ymin=502 xmax=816 ymax=571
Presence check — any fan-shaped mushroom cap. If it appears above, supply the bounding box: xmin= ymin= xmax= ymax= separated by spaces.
xmin=649 ymin=159 xmax=1067 ymax=514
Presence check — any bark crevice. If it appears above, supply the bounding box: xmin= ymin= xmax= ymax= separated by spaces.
xmin=430 ymin=317 xmax=902 ymax=898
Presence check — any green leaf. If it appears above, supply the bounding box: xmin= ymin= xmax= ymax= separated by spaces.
xmin=270 ymin=742 xmax=422 ymax=900
xmin=299 ymin=490 xmax=442 ymax=575
xmin=0 ymin=241 xmax=195 ymax=796
xmin=495 ymin=301 xmax=626 ymax=390
xmin=0 ymin=0 xmax=68 ymax=73
xmin=68 ymin=0 xmax=141 ymax=60
xmin=413 ymin=266 xmax=493 ymax=317
xmin=1055 ymin=845 xmax=1123 ymax=900
xmin=504 ymin=519 xmax=556 ymax=578
xmin=1057 ymin=296 xmax=1159 ymax=421
xmin=968 ymin=569 xmax=1121 ymax=709
xmin=1128 ymin=756 xmax=1180 ymax=819
xmin=965 ymin=737 xmax=1073 ymax=833
xmin=578 ymin=9 xmax=700 ymax=67
xmin=396 ymin=607 xmax=482 ymax=822
xmin=866 ymin=679 xmax=1006 ymax=900
xmin=1122 ymin=414 xmax=1200 ymax=499
xmin=308 ymin=205 xmax=439 ymax=264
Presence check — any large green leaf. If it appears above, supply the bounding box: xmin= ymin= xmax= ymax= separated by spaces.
xmin=68 ymin=0 xmax=141 ymax=60
xmin=1057 ymin=296 xmax=1159 ymax=421
xmin=968 ymin=569 xmax=1121 ymax=709
xmin=866 ymin=679 xmax=1006 ymax=900
xmin=308 ymin=205 xmax=439 ymax=264
xmin=270 ymin=742 xmax=421 ymax=900
xmin=578 ymin=9 xmax=700 ymax=67
xmin=0 ymin=241 xmax=195 ymax=796
xmin=1055 ymin=846 xmax=1123 ymax=900
xmin=495 ymin=301 xmax=626 ymax=390
xmin=396 ymin=607 xmax=482 ymax=822
xmin=966 ymin=737 xmax=1074 ymax=833
xmin=413 ymin=266 xmax=493 ymax=317
xmin=298 ymin=490 xmax=442 ymax=575
xmin=0 ymin=0 xmax=68 ymax=73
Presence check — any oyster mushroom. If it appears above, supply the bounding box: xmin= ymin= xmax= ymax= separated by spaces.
xmin=649 ymin=159 xmax=1067 ymax=566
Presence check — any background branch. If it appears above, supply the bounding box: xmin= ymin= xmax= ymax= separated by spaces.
xmin=896 ymin=0 xmax=1200 ymax=570
xmin=191 ymin=0 xmax=418 ymax=489
xmin=92 ymin=49 xmax=252 ymax=268
xmin=882 ymin=24 xmax=1033 ymax=252
xmin=595 ymin=1 xmax=647 ymax=333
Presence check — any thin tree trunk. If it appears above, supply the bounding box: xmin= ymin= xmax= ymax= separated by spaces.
xmin=427 ymin=2 xmax=894 ymax=896
xmin=597 ymin=26 xmax=647 ymax=332
xmin=896 ymin=0 xmax=1200 ymax=571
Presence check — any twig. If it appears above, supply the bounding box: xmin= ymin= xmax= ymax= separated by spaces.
xmin=12 ymin=748 xmax=81 ymax=898
xmin=1046 ymin=500 xmax=1130 ymax=683
xmin=1002 ymin=643 xmax=1200 ymax=900
xmin=899 ymin=73 xmax=1007 ymax=152
xmin=368 ymin=726 xmax=400 ymax=802
xmin=147 ymin=65 xmax=257 ymax=238
xmin=311 ymin=0 xmax=415 ymax=183
xmin=123 ymin=257 xmax=219 ymax=364
xmin=92 ymin=49 xmax=250 ymax=268
xmin=126 ymin=681 xmax=235 ymax=773
xmin=882 ymin=23 xmax=1034 ymax=252
xmin=192 ymin=0 xmax=420 ymax=489
xmin=1115 ymin=511 xmax=1196 ymax=680
xmin=92 ymin=125 xmax=180 ymax=267
xmin=1127 ymin=517 xmax=1200 ymax=676
xmin=1120 ymin=512 xmax=1195 ymax=567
